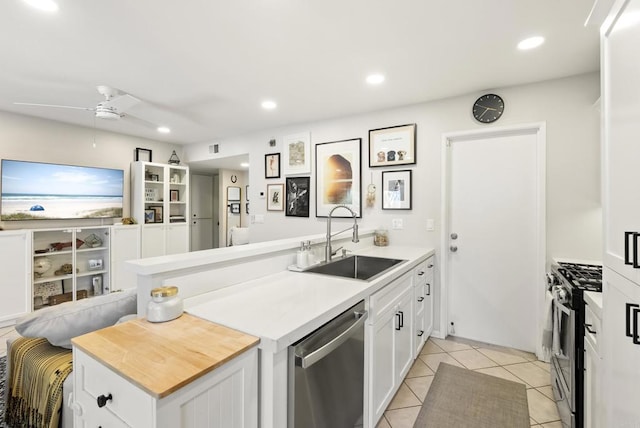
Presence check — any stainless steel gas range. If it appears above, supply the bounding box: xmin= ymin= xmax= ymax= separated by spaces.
xmin=548 ymin=262 xmax=602 ymax=428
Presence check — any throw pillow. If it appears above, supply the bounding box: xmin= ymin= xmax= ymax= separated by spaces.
xmin=15 ymin=289 xmax=137 ymax=349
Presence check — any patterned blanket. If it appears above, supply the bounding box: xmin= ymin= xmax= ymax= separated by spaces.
xmin=6 ymin=337 xmax=72 ymax=428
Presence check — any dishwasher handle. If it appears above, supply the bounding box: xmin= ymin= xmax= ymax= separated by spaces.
xmin=295 ymin=310 xmax=368 ymax=369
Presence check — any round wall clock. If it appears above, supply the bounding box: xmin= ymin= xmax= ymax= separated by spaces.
xmin=472 ymin=94 xmax=504 ymax=123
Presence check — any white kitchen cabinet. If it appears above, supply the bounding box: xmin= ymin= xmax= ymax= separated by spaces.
xmin=601 ymin=0 xmax=640 ymax=284
xmin=131 ymin=161 xmax=190 ymax=258
xmin=368 ymin=270 xmax=414 ymax=427
xmin=110 ymin=224 xmax=141 ymax=291
xmin=73 ymin=346 xmax=258 ymax=428
xmin=602 ymin=268 xmax=640 ymax=427
xmin=601 ymin=0 xmax=640 ymax=426
xmin=0 ymin=230 xmax=31 ymax=326
xmin=32 ymin=227 xmax=111 ymax=309
xmin=413 ymin=257 xmax=434 ymax=356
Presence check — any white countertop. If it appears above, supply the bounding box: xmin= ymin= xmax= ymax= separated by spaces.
xmin=186 ymin=245 xmax=434 ymax=353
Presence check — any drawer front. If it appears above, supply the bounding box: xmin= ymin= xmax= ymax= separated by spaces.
xmin=370 ymin=271 xmax=413 ymax=319
xmin=414 ymin=257 xmax=434 ymax=285
xmin=584 ymin=302 xmax=601 ymax=354
xmin=414 ymin=282 xmax=425 ymax=317
xmin=75 ymin=349 xmax=153 ymax=427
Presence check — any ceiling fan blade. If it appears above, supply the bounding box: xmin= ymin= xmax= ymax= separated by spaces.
xmin=105 ymin=94 xmax=141 ymax=113
xmin=122 ymin=112 xmax=157 ymax=129
xmin=14 ymin=102 xmax=93 ymax=111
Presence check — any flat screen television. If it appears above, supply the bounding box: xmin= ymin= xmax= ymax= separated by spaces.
xmin=1 ymin=159 xmax=124 ymax=221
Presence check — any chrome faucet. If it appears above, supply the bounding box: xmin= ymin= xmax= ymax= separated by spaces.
xmin=325 ymin=205 xmax=359 ymax=262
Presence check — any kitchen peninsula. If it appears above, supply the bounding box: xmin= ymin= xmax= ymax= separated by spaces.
xmin=125 ymin=231 xmax=434 ymax=428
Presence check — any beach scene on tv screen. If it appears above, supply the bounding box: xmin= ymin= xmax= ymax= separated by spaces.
xmin=1 ymin=160 xmax=124 ymax=220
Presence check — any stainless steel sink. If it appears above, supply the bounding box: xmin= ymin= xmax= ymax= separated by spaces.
xmin=303 ymin=255 xmax=406 ymax=281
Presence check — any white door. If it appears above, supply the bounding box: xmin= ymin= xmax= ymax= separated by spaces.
xmin=445 ymin=124 xmax=545 ymax=352
xmin=191 ymin=219 xmax=214 ymax=251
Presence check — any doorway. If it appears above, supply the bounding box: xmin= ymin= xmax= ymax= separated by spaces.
xmin=441 ymin=123 xmax=546 ymax=354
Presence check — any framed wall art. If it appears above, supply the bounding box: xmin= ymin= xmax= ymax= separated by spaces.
xmin=265 ymin=153 xmax=281 ymax=178
xmin=382 ymin=170 xmax=412 ymax=210
xmin=170 ymin=189 xmax=179 ymax=202
xmin=227 ymin=186 xmax=241 ymax=201
xmin=315 ymin=138 xmax=362 ymax=217
xmin=285 ymin=177 xmax=310 ymax=217
xmin=369 ymin=123 xmax=417 ymax=167
xmin=144 ymin=209 xmax=155 ymax=224
xmin=267 ymin=184 xmax=284 ymax=211
xmin=230 ymin=203 xmax=241 ymax=214
xmin=283 ymin=132 xmax=311 ymax=175
xmin=135 ymin=147 xmax=152 ymax=162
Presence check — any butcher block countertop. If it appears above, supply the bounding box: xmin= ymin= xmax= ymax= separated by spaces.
xmin=71 ymin=313 xmax=259 ymax=399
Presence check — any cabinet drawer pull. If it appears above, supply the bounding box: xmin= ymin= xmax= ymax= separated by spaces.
xmin=395 ymin=313 xmax=402 ymax=331
xmin=399 ymin=311 xmax=404 ymax=328
xmin=417 ymin=330 xmax=424 ymax=337
xmin=427 ymin=264 xmax=433 ymax=268
xmin=417 ymin=296 xmax=424 ymax=302
xmin=584 ymin=324 xmax=597 ymax=335
xmin=628 ymin=303 xmax=640 ymax=345
xmin=625 ymin=232 xmax=634 ymax=265
xmin=426 ymin=283 xmax=431 ymax=296
xmin=97 ymin=393 xmax=112 ymax=408
xmin=417 ymin=271 xmax=425 ymax=276
xmin=634 ymin=233 xmax=640 ymax=269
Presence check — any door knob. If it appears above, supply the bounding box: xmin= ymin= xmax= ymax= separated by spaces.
xmin=450 ymin=233 xmax=458 ymax=240
xmin=450 ymin=245 xmax=458 ymax=252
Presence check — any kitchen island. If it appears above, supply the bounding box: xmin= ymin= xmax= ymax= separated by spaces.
xmin=126 ymin=233 xmax=434 ymax=428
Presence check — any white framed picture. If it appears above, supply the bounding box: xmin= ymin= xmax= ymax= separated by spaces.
xmin=267 ymin=184 xmax=284 ymax=211
xmin=283 ymin=132 xmax=311 ymax=175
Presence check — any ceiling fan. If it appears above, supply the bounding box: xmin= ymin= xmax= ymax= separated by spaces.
xmin=14 ymin=85 xmax=146 ymax=122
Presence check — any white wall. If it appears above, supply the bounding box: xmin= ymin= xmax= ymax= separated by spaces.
xmin=185 ymin=72 xmax=602 ymax=263
xmin=0 ymin=111 xmax=184 ymax=230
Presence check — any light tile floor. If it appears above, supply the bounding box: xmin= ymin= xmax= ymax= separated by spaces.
xmin=377 ymin=336 xmax=561 ymax=428
xmin=0 ymin=327 xmax=561 ymax=428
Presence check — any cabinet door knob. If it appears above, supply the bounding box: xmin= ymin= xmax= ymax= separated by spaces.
xmin=427 ymin=264 xmax=434 ymax=268
xmin=417 ymin=296 xmax=424 ymax=302
xmin=97 ymin=393 xmax=112 ymax=408
xmin=418 ymin=271 xmax=425 ymax=276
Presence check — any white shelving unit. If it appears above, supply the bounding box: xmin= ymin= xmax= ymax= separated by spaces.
xmin=32 ymin=227 xmax=111 ymax=309
xmin=131 ymin=161 xmax=190 ymax=258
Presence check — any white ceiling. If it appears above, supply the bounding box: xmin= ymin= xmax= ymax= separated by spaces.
xmin=0 ymin=1 xmax=600 ymax=145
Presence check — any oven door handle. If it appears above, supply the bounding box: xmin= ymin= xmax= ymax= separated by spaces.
xmin=295 ymin=310 xmax=368 ymax=369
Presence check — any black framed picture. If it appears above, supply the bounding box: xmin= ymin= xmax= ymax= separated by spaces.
xmin=382 ymin=170 xmax=412 ymax=210
xmin=149 ymin=205 xmax=164 ymax=222
xmin=230 ymin=203 xmax=241 ymax=214
xmin=265 ymin=153 xmax=281 ymax=179
xmin=315 ymin=138 xmax=362 ymax=217
xmin=369 ymin=124 xmax=416 ymax=167
xmin=286 ymin=177 xmax=310 ymax=217
xmin=170 ymin=189 xmax=179 ymax=201
xmin=135 ymin=148 xmax=152 ymax=162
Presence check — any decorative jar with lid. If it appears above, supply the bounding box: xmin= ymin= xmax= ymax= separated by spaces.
xmin=147 ymin=286 xmax=183 ymax=323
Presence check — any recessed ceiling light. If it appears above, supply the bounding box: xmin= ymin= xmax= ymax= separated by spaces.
xmin=157 ymin=126 xmax=171 ymax=134
xmin=23 ymin=0 xmax=59 ymax=12
xmin=366 ymin=74 xmax=385 ymax=85
xmin=517 ymin=36 xmax=545 ymax=50
xmin=261 ymin=100 xmax=277 ymax=110
xmin=240 ymin=162 xmax=250 ymax=168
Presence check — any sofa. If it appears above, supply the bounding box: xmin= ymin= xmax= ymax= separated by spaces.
xmin=5 ymin=289 xmax=137 ymax=428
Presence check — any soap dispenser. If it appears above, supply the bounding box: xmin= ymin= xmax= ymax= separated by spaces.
xmin=296 ymin=242 xmax=308 ymax=268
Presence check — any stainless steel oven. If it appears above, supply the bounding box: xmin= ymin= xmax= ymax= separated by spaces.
xmin=548 ymin=262 xmax=602 ymax=428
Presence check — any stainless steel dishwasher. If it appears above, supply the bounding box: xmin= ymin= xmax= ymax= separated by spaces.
xmin=288 ymin=300 xmax=368 ymax=428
